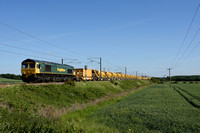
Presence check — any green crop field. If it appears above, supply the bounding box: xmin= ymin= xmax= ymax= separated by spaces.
xmin=173 ymin=82 xmax=200 ymax=108
xmin=89 ymin=83 xmax=200 ymax=132
xmin=61 ymin=83 xmax=200 ymax=132
xmin=174 ymin=82 xmax=200 ymax=99
xmin=0 ymin=77 xmax=23 ymax=84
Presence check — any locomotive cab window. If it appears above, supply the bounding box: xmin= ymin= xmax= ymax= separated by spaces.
xmin=29 ymin=63 xmax=35 ymax=68
xmin=22 ymin=64 xmax=28 ymax=69
xmin=68 ymin=69 xmax=72 ymax=74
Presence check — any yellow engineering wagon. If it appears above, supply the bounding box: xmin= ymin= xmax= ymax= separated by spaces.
xmin=112 ymin=73 xmax=118 ymax=80
xmin=116 ymin=73 xmax=122 ymax=80
xmin=91 ymin=70 xmax=106 ymax=81
xmin=122 ymin=74 xmax=125 ymax=79
xmin=75 ymin=68 xmax=93 ymax=81
xmin=100 ymin=71 xmax=106 ymax=80
xmin=105 ymin=71 xmax=113 ymax=80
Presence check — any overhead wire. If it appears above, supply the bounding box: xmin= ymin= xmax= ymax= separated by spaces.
xmin=0 ymin=49 xmax=56 ymax=61
xmin=103 ymin=58 xmax=126 ymax=72
xmin=0 ymin=35 xmax=76 ymax=59
xmin=0 ymin=42 xmax=80 ymax=64
xmin=172 ymin=27 xmax=200 ymax=68
xmin=0 ymin=21 xmax=91 ymax=58
xmin=172 ymin=40 xmax=200 ymax=69
xmin=0 ymin=42 xmax=68 ymax=59
xmin=0 ymin=35 xmax=46 ymax=49
xmin=0 ymin=40 xmax=94 ymax=67
xmin=170 ymin=4 xmax=200 ymax=68
xmin=0 ymin=22 xmax=131 ymax=71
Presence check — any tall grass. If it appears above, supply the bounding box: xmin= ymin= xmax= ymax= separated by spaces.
xmin=0 ymin=80 xmax=151 ymax=132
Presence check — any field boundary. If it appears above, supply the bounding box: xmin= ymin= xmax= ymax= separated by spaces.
xmin=173 ymin=86 xmax=200 ymax=109
xmin=177 ymin=87 xmax=200 ymax=100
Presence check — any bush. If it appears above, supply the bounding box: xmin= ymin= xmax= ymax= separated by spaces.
xmin=172 ymin=81 xmax=178 ymax=84
xmin=189 ymin=81 xmax=193 ymax=84
xmin=64 ymin=80 xmax=75 ymax=87
xmin=110 ymin=80 xmax=118 ymax=85
xmin=150 ymin=77 xmax=161 ymax=83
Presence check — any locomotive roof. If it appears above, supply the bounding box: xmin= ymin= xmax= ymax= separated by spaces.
xmin=22 ymin=59 xmax=74 ymax=68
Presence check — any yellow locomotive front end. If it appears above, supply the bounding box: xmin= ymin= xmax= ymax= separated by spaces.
xmin=21 ymin=59 xmax=40 ymax=82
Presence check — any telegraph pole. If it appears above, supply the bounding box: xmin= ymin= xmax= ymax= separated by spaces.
xmin=100 ymin=57 xmax=102 ymax=81
xmin=125 ymin=67 xmax=127 ymax=79
xmin=87 ymin=57 xmax=102 ymax=81
xmin=167 ymin=68 xmax=172 ymax=87
xmin=85 ymin=65 xmax=87 ymax=80
xmin=62 ymin=59 xmax=63 ymax=64
xmin=136 ymin=71 xmax=137 ymax=79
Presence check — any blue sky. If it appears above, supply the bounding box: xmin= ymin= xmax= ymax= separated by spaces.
xmin=0 ymin=0 xmax=200 ymax=77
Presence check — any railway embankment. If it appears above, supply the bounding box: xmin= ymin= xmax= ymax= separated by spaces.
xmin=0 ymin=79 xmax=151 ymax=132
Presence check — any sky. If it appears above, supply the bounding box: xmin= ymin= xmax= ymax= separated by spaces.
xmin=0 ymin=0 xmax=200 ymax=77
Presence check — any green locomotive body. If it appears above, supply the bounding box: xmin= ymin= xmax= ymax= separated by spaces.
xmin=21 ymin=59 xmax=75 ymax=82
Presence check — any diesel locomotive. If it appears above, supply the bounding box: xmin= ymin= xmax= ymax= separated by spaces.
xmin=21 ymin=59 xmax=75 ymax=82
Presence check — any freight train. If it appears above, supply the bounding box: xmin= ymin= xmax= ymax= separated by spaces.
xmin=21 ymin=59 xmax=150 ymax=83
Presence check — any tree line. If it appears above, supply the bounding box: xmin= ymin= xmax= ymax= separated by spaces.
xmin=0 ymin=74 xmax=21 ymax=80
xmin=150 ymin=75 xmax=200 ymax=83
xmin=166 ymin=75 xmax=200 ymax=81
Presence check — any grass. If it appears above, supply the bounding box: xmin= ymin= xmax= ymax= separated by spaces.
xmin=2 ymin=80 xmax=199 ymax=132
xmin=0 ymin=80 xmax=151 ymax=132
xmin=60 ymin=99 xmax=120 ymax=133
xmin=0 ymin=77 xmax=23 ymax=84
xmin=1 ymin=81 xmax=199 ymax=132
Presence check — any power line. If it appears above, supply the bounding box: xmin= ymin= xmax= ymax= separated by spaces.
xmin=170 ymin=4 xmax=200 ymax=67
xmin=172 ymin=28 xmax=200 ymax=68
xmin=103 ymin=58 xmax=128 ymax=72
xmin=0 ymin=35 xmax=45 ymax=49
xmin=0 ymin=42 xmax=92 ymax=66
xmin=0 ymin=22 xmax=136 ymax=72
xmin=0 ymin=42 xmax=78 ymax=61
xmin=0 ymin=21 xmax=90 ymax=58
xmin=173 ymin=40 xmax=200 ymax=69
xmin=0 ymin=35 xmax=85 ymax=60
xmin=0 ymin=42 xmax=63 ymax=59
xmin=0 ymin=49 xmax=55 ymax=61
